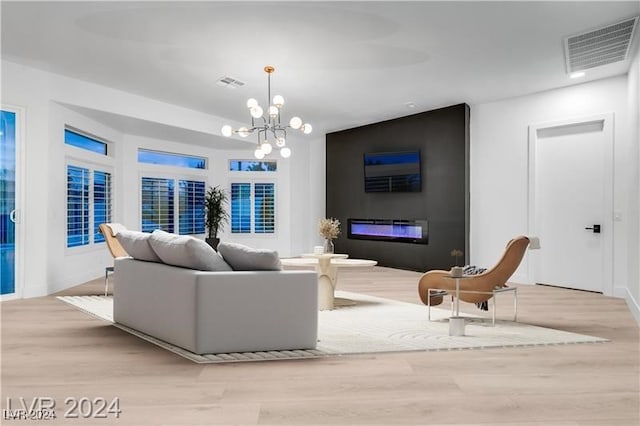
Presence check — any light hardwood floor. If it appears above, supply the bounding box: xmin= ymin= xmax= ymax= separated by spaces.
xmin=1 ymin=266 xmax=638 ymax=425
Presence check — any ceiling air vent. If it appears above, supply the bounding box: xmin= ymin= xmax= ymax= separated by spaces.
xmin=564 ymin=16 xmax=638 ymax=73
xmin=216 ymin=76 xmax=245 ymax=89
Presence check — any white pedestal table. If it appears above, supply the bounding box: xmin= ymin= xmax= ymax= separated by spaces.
xmin=280 ymin=254 xmax=377 ymax=310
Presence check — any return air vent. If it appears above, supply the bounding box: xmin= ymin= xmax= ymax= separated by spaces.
xmin=564 ymin=16 xmax=638 ymax=73
xmin=216 ymin=76 xmax=245 ymax=89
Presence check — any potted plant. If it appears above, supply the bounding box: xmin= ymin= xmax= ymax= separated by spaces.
xmin=204 ymin=185 xmax=229 ymax=250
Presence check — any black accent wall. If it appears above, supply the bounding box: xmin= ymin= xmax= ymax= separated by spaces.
xmin=326 ymin=103 xmax=470 ymax=272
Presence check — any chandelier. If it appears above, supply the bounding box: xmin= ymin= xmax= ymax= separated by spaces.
xmin=221 ymin=66 xmax=312 ymax=159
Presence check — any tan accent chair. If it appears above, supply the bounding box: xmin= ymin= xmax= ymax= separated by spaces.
xmin=418 ymin=236 xmax=531 ymax=323
xmin=98 ymin=223 xmax=129 ymax=295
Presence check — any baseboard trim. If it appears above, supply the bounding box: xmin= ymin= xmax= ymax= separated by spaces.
xmin=614 ymin=286 xmax=640 ymax=326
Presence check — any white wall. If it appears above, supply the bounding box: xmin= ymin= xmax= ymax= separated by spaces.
xmin=47 ymin=102 xmax=124 ymax=292
xmin=470 ymin=75 xmax=637 ymax=307
xmin=625 ymin=44 xmax=640 ymax=322
xmin=2 ymin=60 xmax=317 ymax=297
xmin=2 ymin=61 xmax=52 ymax=297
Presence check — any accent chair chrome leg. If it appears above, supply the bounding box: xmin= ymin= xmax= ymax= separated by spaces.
xmin=514 ymin=287 xmax=518 ymax=322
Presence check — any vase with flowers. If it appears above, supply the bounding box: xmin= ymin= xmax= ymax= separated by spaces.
xmin=318 ymin=217 xmax=341 ymax=254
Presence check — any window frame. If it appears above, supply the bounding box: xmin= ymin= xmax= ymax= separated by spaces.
xmin=65 ymin=126 xmax=111 ymax=157
xmin=138 ymin=148 xmax=208 ymax=170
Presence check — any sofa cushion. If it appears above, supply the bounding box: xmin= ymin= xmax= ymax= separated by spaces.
xmin=149 ymin=230 xmax=232 ymax=271
xmin=217 ymin=242 xmax=282 ymax=271
xmin=115 ymin=230 xmax=161 ymax=262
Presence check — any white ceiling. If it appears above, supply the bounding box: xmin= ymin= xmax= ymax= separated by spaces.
xmin=2 ymin=1 xmax=639 ymax=146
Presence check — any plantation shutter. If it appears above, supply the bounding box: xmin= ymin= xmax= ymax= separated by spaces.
xmin=230 ymin=183 xmax=251 ymax=233
xmin=67 ymin=165 xmax=90 ymax=247
xmin=93 ymin=171 xmax=112 ymax=243
xmin=254 ymin=183 xmax=275 ymax=233
xmin=141 ymin=177 xmax=175 ymax=233
xmin=178 ymin=179 xmax=206 ymax=235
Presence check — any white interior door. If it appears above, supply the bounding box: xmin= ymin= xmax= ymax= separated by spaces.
xmin=530 ymin=115 xmax=613 ymax=293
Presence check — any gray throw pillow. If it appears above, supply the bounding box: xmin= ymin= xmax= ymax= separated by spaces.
xmin=148 ymin=230 xmax=232 ymax=271
xmin=115 ymin=230 xmax=161 ymax=262
xmin=217 ymin=242 xmax=282 ymax=271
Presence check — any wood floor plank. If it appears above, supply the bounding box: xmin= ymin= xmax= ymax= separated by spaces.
xmin=1 ymin=266 xmax=638 ymax=425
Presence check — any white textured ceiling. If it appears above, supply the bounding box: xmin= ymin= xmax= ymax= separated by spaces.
xmin=2 ymin=1 xmax=639 ymax=144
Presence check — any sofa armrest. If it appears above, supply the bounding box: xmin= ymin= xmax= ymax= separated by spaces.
xmin=113 ymin=258 xmax=200 ymax=351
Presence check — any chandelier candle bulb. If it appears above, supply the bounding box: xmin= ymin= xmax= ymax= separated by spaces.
xmin=261 ymin=141 xmax=273 ymax=155
xmin=290 ymin=116 xmax=302 ymax=129
xmin=273 ymin=95 xmax=284 ymax=107
xmin=250 ymin=106 xmax=263 ymax=119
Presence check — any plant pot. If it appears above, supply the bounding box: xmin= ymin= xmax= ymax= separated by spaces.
xmin=205 ymin=237 xmax=220 ymax=251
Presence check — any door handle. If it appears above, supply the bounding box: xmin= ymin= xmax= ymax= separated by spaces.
xmin=585 ymin=224 xmax=601 ymax=233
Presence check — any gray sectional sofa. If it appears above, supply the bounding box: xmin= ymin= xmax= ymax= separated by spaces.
xmin=111 ymin=229 xmax=318 ymax=355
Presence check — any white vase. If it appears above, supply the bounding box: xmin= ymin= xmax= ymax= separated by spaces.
xmin=323 ymin=239 xmax=335 ymax=254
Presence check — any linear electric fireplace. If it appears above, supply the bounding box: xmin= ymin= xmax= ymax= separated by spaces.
xmin=348 ymin=219 xmax=428 ymax=244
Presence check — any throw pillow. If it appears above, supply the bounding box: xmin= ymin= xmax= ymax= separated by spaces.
xmin=462 ymin=265 xmax=490 ymax=311
xmin=115 ymin=230 xmax=161 ymax=262
xmin=217 ymin=242 xmax=282 ymax=271
xmin=148 ymin=230 xmax=232 ymax=271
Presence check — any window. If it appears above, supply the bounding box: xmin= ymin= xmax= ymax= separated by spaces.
xmin=230 ymin=183 xmax=251 ymax=234
xmin=229 ymin=160 xmax=277 ymax=172
xmin=93 ymin=171 xmax=112 ymax=243
xmin=138 ymin=149 xmax=206 ymax=169
xmin=141 ymin=177 xmax=175 ymax=233
xmin=140 ymin=177 xmax=205 ymax=235
xmin=66 ymin=165 xmax=112 ymax=248
xmin=230 ymin=182 xmax=275 ymax=234
xmin=65 ymin=129 xmax=108 ymax=155
xmin=178 ymin=180 xmax=205 ymax=235
xmin=67 ymin=166 xmax=89 ymax=247
xmin=254 ymin=183 xmax=275 ymax=233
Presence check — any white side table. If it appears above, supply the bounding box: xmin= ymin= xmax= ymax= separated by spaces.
xmin=446 ymin=275 xmax=471 ymax=336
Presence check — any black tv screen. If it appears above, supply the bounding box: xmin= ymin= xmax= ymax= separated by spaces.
xmin=364 ymin=151 xmax=421 ymax=192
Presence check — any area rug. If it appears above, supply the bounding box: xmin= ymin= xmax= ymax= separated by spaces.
xmin=57 ymin=291 xmax=607 ymax=363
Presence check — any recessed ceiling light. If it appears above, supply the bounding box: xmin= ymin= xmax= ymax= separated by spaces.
xmin=405 ymin=102 xmax=416 ymax=109
xmin=570 ymin=71 xmax=585 ymax=79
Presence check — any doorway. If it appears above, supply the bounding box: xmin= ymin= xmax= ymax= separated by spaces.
xmin=1 ymin=107 xmax=22 ymax=299
xmin=528 ymin=114 xmax=613 ymax=294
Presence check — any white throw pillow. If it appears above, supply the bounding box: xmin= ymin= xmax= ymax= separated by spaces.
xmin=148 ymin=230 xmax=232 ymax=271
xmin=217 ymin=242 xmax=282 ymax=271
xmin=115 ymin=230 xmax=161 ymax=262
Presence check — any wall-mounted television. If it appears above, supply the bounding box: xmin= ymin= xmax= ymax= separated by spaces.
xmin=364 ymin=151 xmax=421 ymax=192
